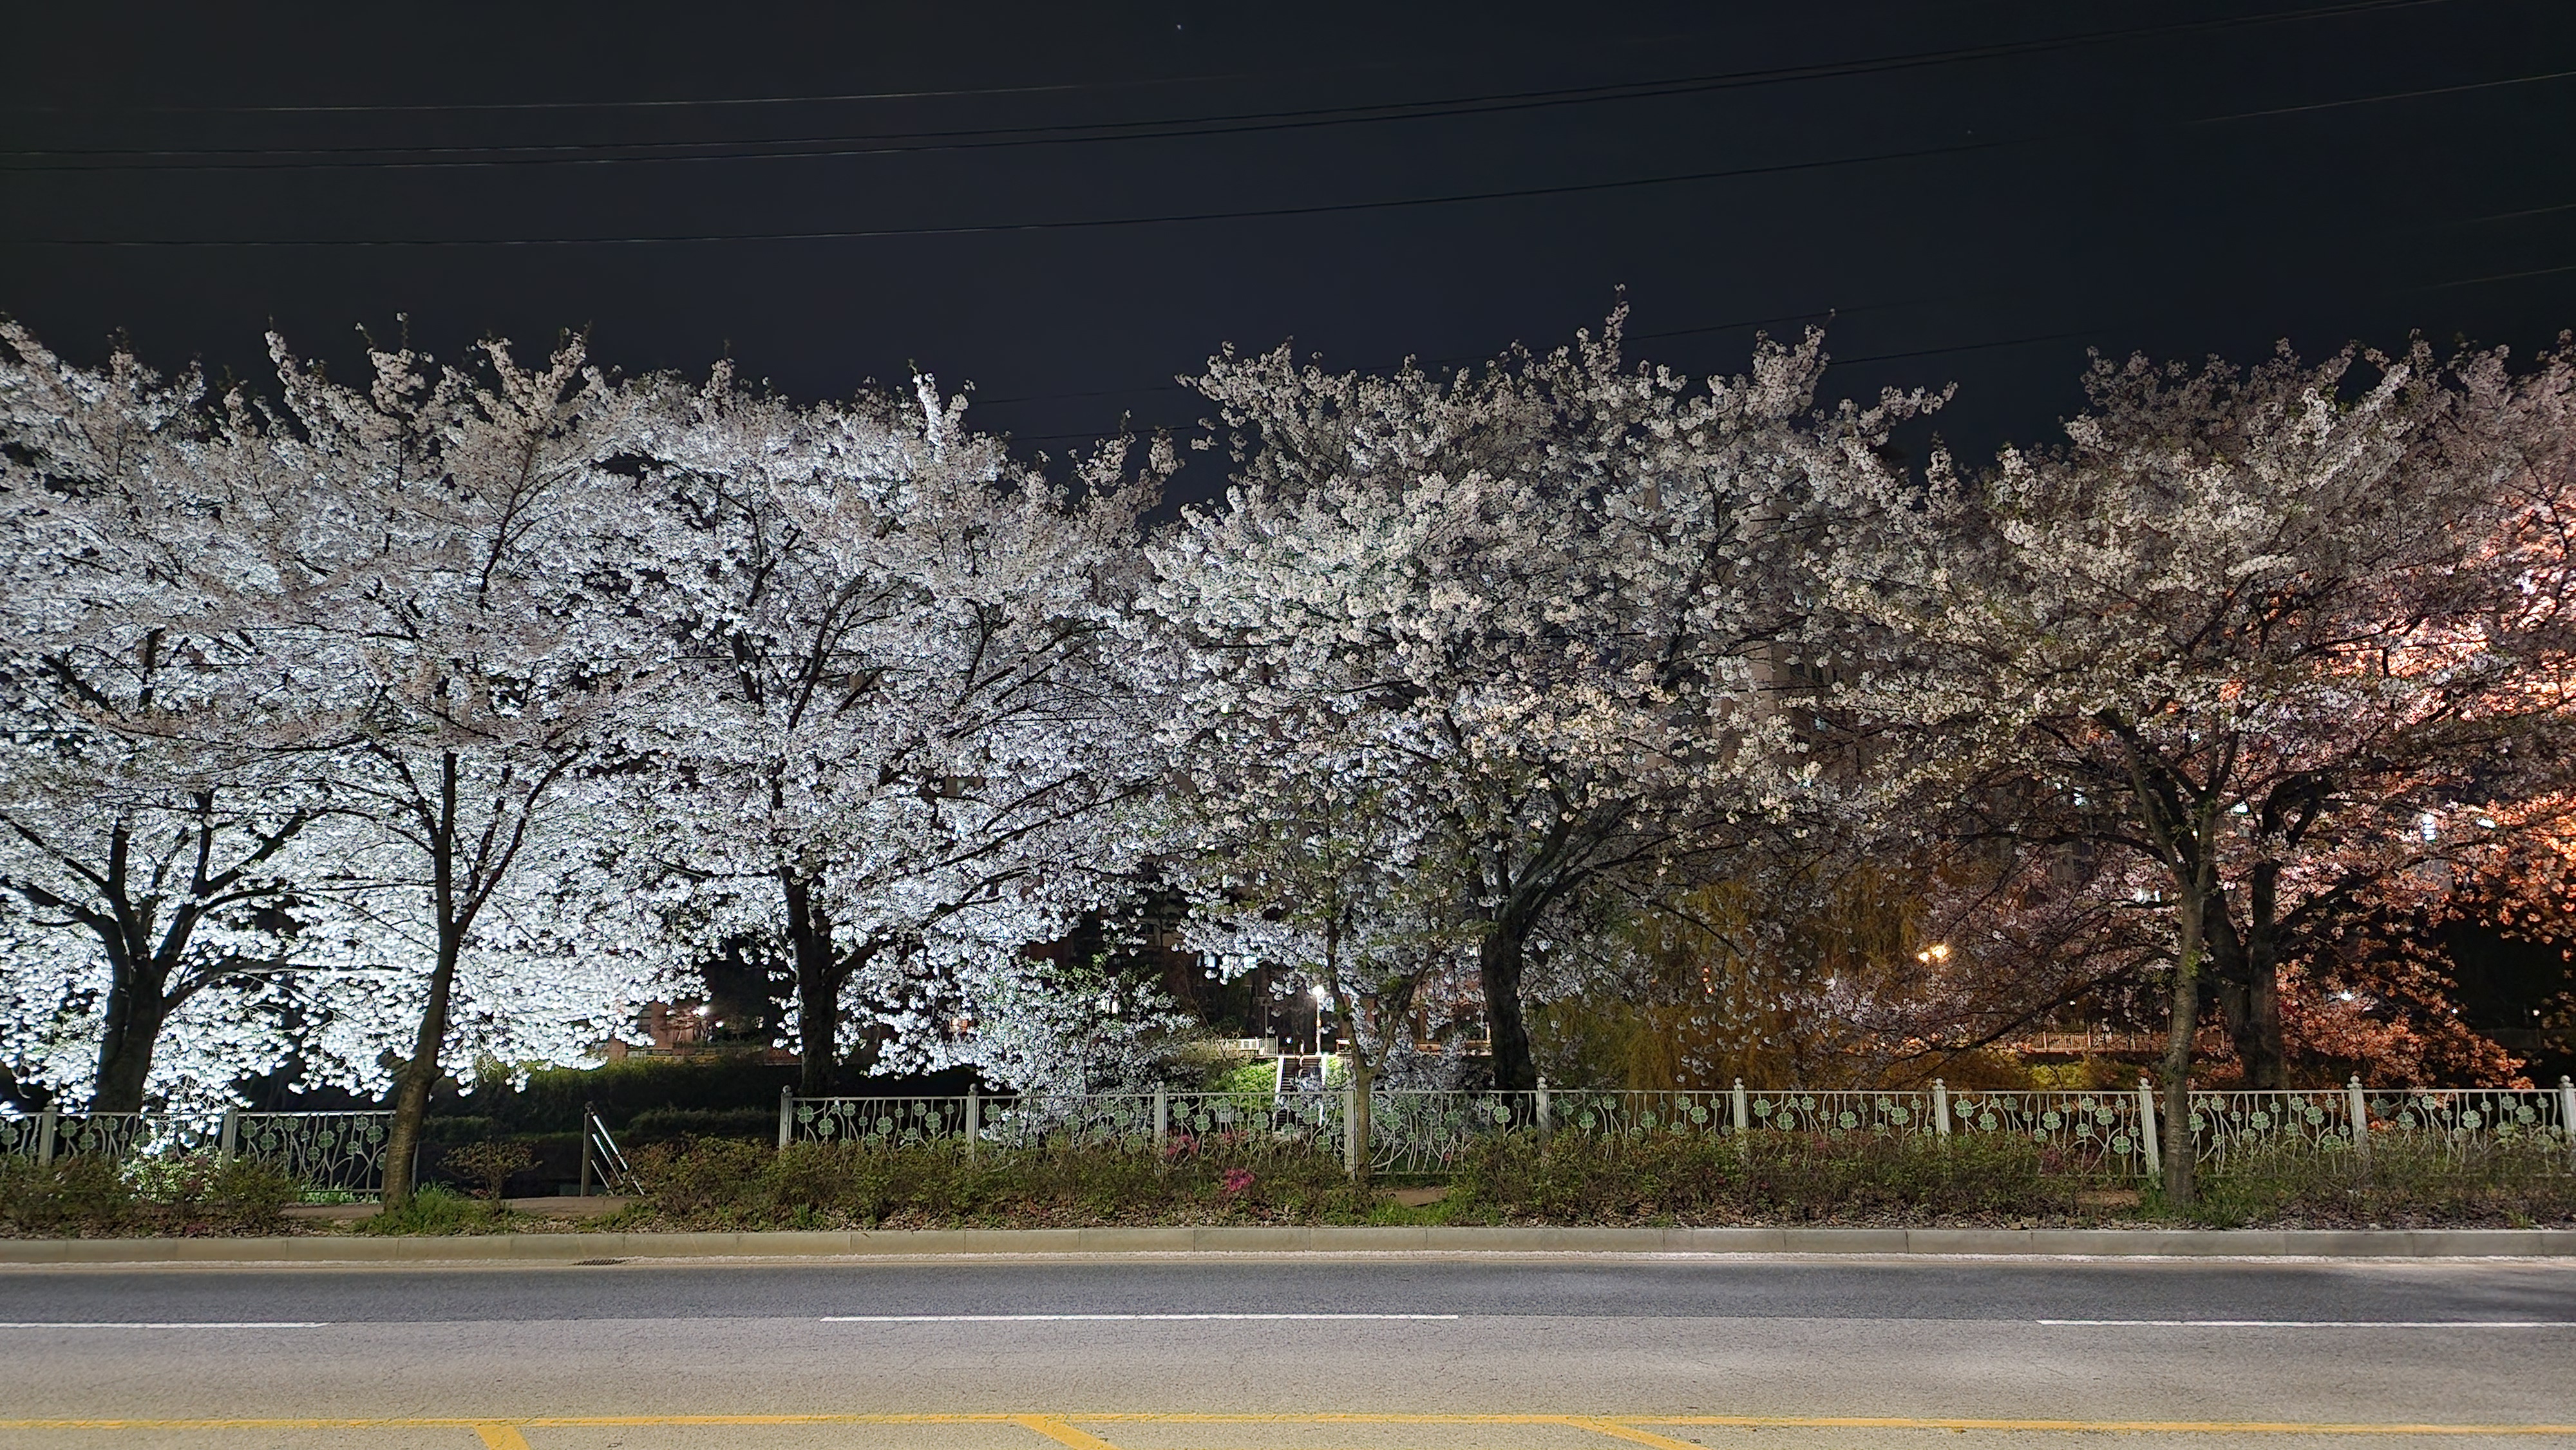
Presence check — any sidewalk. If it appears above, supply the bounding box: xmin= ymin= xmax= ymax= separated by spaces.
xmin=5 ymin=1224 xmax=2573 ymax=1264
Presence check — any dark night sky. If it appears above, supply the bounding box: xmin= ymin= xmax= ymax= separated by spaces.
xmin=4 ymin=0 xmax=2573 ymax=505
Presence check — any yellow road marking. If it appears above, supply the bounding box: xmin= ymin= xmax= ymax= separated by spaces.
xmin=1562 ymin=1417 xmax=1710 ymax=1450
xmin=0 ymin=1412 xmax=2570 ymax=1436
xmin=1643 ymin=1414 xmax=2576 ymax=1435
xmin=473 ymin=1429 xmax=531 ymax=1450
xmin=1012 ymin=1415 xmax=1125 ymax=1449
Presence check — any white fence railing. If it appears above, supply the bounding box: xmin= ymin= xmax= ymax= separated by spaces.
xmin=779 ymin=1075 xmax=2576 ymax=1178
xmin=12 ymin=1076 xmax=2573 ymax=1187
xmin=1 ymin=1109 xmax=394 ymax=1194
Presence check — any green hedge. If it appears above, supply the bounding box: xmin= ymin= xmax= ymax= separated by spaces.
xmin=605 ymin=1128 xmax=2576 ymax=1230
xmin=622 ymin=1136 xmax=1373 ymax=1229
xmin=0 ymin=1153 xmax=298 ymax=1237
xmin=2190 ymin=1135 xmax=2576 ymax=1228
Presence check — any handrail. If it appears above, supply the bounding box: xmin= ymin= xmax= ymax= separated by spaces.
xmin=580 ymin=1102 xmax=638 ymax=1196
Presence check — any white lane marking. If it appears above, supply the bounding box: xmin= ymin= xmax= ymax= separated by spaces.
xmin=0 ymin=1321 xmax=330 ymax=1329
xmin=2037 ymin=1319 xmax=2576 ymax=1328
xmin=820 ymin=1312 xmax=1461 ymax=1322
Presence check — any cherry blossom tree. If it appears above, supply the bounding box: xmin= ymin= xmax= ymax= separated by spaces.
xmin=1150 ymin=311 xmax=1935 ymax=1091
xmin=0 ymin=323 xmax=340 ymax=1113
xmin=612 ymin=367 xmax=1170 ymax=1094
xmin=205 ymin=328 xmax=674 ymax=1202
xmin=1175 ymin=767 xmax=1477 ymax=1171
xmin=1831 ymin=337 xmax=2576 ymax=1200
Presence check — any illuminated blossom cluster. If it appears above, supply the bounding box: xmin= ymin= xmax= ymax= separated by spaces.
xmin=3 ymin=312 xmax=2571 ymax=1203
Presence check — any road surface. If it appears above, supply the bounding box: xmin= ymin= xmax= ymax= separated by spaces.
xmin=1 ymin=1252 xmax=2570 ymax=1448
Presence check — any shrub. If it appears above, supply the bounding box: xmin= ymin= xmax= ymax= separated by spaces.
xmin=1446 ymin=1129 xmax=2067 ymax=1225
xmin=624 ymin=1135 xmax=1372 ymax=1229
xmin=442 ymin=1140 xmax=538 ymax=1200
xmin=2188 ymin=1134 xmax=2576 ymax=1228
xmin=0 ymin=1153 xmax=137 ymax=1235
xmin=624 ymin=1106 xmax=779 ymax=1145
xmin=0 ymin=1152 xmax=298 ymax=1236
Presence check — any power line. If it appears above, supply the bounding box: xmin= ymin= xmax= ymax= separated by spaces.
xmin=0 ymin=135 xmax=2034 ymax=247
xmin=0 ymin=70 xmax=1290 ymax=119
xmin=1 ymin=1 xmax=2462 ymax=176
xmin=3 ymin=52 xmax=2566 ymax=252
xmin=0 ymin=0 xmax=2447 ymax=127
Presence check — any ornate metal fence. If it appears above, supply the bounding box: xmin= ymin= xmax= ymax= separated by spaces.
xmin=230 ymin=1111 xmax=395 ymax=1195
xmin=1550 ymin=1089 xmax=1728 ymax=1140
xmin=1743 ymin=1089 xmax=1926 ymax=1139
xmin=1949 ymin=1089 xmax=2156 ymax=1176
xmin=2191 ymin=1089 xmax=2363 ymax=1168
xmin=789 ymin=1095 xmax=974 ymax=1149
xmin=777 ymin=1075 xmax=2576 ymax=1179
xmin=14 ymin=1078 xmax=2562 ymax=1190
xmin=1 ymin=1112 xmax=218 ymax=1162
xmin=0 ymin=1113 xmax=46 ymax=1160
xmin=1331 ymin=1090 xmax=1533 ymax=1173
xmin=0 ymin=1109 xmax=392 ymax=1194
xmin=2367 ymin=1088 xmax=2569 ymax=1145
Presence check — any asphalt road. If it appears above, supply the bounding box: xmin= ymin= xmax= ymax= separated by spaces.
xmin=1 ymin=1254 xmax=2571 ymax=1449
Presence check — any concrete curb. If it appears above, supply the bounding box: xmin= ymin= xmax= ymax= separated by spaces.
xmin=4 ymin=1225 xmax=2573 ymax=1264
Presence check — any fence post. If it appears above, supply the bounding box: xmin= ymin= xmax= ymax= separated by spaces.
xmin=2561 ymin=1077 xmax=2575 ymax=1171
xmin=2137 ymin=1076 xmax=2161 ymax=1182
xmin=965 ymin=1086 xmax=980 ymax=1160
xmin=777 ymin=1085 xmax=793 ymax=1151
xmin=579 ymin=1099 xmax=594 ymax=1198
xmin=2347 ymin=1076 xmax=2371 ymax=1166
xmin=1536 ymin=1075 xmax=1551 ymax=1148
xmin=35 ymin=1109 xmax=55 ymax=1167
xmin=1931 ymin=1078 xmax=1951 ymax=1137
xmin=1731 ymin=1078 xmax=1749 ymax=1160
xmin=220 ymin=1108 xmax=240 ymax=1160
xmin=1153 ymin=1082 xmax=1168 ymax=1148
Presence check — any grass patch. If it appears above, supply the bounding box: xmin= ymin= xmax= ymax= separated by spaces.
xmin=355 ymin=1185 xmax=510 ymax=1235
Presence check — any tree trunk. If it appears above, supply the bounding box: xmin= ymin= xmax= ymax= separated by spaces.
xmin=782 ymin=872 xmax=844 ymax=1098
xmin=89 ymin=983 xmax=169 ymax=1115
xmin=379 ymin=930 xmax=460 ymax=1208
xmin=2206 ymin=874 xmax=2287 ymax=1089
xmin=70 ymin=799 xmax=309 ymax=1116
xmin=381 ymin=752 xmax=464 ymax=1210
xmin=2238 ymin=864 xmax=2285 ymax=1089
xmin=1478 ymin=923 xmax=1537 ymax=1093
xmin=85 ymin=823 xmax=164 ymax=1115
xmin=2158 ymin=893 xmax=2208 ymax=1207
xmin=2233 ymin=956 xmax=2284 ymax=1089
xmin=1346 ymin=1049 xmax=1372 ymax=1184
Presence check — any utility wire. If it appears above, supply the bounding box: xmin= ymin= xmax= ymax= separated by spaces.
xmin=0 ymin=135 xmax=2034 ymax=247
xmin=0 ymin=0 xmax=2448 ymax=124
xmin=12 ymin=59 xmax=2573 ymax=251
xmin=0 ymin=0 xmax=2456 ymax=173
